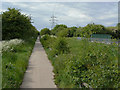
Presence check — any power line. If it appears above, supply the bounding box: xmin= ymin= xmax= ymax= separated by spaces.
xmin=49 ymin=14 xmax=58 ymax=29
xmin=49 ymin=3 xmax=58 ymax=29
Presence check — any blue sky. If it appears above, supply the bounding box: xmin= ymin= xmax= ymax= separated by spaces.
xmin=1 ymin=2 xmax=118 ymax=31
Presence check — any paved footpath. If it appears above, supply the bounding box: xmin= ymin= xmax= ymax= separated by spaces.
xmin=21 ymin=37 xmax=56 ymax=88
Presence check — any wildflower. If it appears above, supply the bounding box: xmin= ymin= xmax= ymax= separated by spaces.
xmin=1 ymin=39 xmax=24 ymax=52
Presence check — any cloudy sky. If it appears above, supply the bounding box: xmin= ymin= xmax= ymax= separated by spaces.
xmin=1 ymin=1 xmax=118 ymax=31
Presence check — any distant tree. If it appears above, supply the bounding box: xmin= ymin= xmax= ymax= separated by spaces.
xmin=56 ymin=29 xmax=69 ymax=37
xmin=117 ymin=23 xmax=120 ymax=28
xmin=75 ymin=27 xmax=82 ymax=37
xmin=112 ymin=23 xmax=120 ymax=39
xmin=40 ymin=28 xmax=51 ymax=36
xmin=80 ymin=24 xmax=106 ymax=38
xmin=51 ymin=24 xmax=67 ymax=35
xmin=80 ymin=24 xmax=93 ymax=38
xmin=52 ymin=24 xmax=67 ymax=30
xmin=67 ymin=27 xmax=77 ymax=37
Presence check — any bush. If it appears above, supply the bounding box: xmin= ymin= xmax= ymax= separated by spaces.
xmin=63 ymin=40 xmax=119 ymax=88
xmin=56 ymin=29 xmax=69 ymax=37
xmin=51 ymin=37 xmax=70 ymax=55
xmin=40 ymin=35 xmax=56 ymax=48
xmin=42 ymin=37 xmax=119 ymax=88
xmin=40 ymin=36 xmax=70 ymax=55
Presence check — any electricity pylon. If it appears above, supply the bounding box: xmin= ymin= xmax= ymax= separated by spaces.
xmin=49 ymin=14 xmax=58 ymax=29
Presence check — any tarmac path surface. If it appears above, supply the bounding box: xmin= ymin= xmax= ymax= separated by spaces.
xmin=21 ymin=37 xmax=56 ymax=88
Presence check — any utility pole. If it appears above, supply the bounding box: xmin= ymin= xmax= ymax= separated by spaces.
xmin=49 ymin=14 xmax=58 ymax=29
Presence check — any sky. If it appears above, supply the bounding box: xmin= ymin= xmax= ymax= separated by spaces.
xmin=1 ymin=1 xmax=118 ymax=31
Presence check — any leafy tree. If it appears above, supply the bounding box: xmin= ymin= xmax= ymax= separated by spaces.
xmin=52 ymin=24 xmax=67 ymax=30
xmin=114 ymin=23 xmax=120 ymax=39
xmin=2 ymin=8 xmax=38 ymax=40
xmin=40 ymin=28 xmax=51 ymax=36
xmin=79 ymin=24 xmax=107 ymax=38
xmin=75 ymin=27 xmax=82 ymax=37
xmin=67 ymin=27 xmax=77 ymax=37
xmin=105 ymin=25 xmax=119 ymax=39
xmin=80 ymin=24 xmax=93 ymax=38
xmin=56 ymin=29 xmax=69 ymax=37
xmin=51 ymin=24 xmax=67 ymax=35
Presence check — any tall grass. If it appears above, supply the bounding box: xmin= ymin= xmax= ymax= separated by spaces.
xmin=2 ymin=38 xmax=36 ymax=88
xmin=0 ymin=50 xmax=1 ymax=89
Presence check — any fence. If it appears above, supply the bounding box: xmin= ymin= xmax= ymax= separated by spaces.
xmin=77 ymin=37 xmax=119 ymax=45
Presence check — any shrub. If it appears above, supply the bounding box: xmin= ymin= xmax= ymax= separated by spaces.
xmin=52 ymin=37 xmax=70 ymax=55
xmin=56 ymin=29 xmax=69 ymax=37
xmin=64 ymin=40 xmax=119 ymax=88
xmin=40 ymin=35 xmax=56 ymax=48
xmin=42 ymin=37 xmax=119 ymax=88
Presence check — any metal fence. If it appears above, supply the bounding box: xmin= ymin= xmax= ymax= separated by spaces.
xmin=77 ymin=37 xmax=119 ymax=45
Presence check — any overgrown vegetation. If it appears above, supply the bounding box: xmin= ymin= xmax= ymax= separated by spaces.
xmin=40 ymin=34 xmax=119 ymax=88
xmin=2 ymin=8 xmax=38 ymax=88
xmin=2 ymin=38 xmax=36 ymax=88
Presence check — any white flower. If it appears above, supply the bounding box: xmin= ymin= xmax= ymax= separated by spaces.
xmin=1 ymin=39 xmax=24 ymax=52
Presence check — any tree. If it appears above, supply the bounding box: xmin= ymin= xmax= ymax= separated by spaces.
xmin=67 ymin=27 xmax=77 ymax=37
xmin=56 ymin=29 xmax=69 ymax=37
xmin=40 ymin=28 xmax=51 ymax=36
xmin=79 ymin=24 xmax=107 ymax=38
xmin=52 ymin=24 xmax=67 ymax=30
xmin=2 ymin=8 xmax=38 ymax=40
xmin=51 ymin=24 xmax=67 ymax=35
xmin=75 ymin=27 xmax=82 ymax=37
xmin=80 ymin=24 xmax=93 ymax=38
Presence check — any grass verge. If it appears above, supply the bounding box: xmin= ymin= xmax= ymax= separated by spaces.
xmin=2 ymin=38 xmax=36 ymax=88
xmin=40 ymin=35 xmax=119 ymax=88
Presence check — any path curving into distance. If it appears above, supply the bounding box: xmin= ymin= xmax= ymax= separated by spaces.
xmin=21 ymin=37 xmax=56 ymax=88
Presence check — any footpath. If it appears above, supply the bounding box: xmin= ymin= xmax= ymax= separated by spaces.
xmin=21 ymin=37 xmax=56 ymax=88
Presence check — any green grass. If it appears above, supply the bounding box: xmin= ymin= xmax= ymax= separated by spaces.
xmin=41 ymin=36 xmax=119 ymax=88
xmin=2 ymin=38 xmax=36 ymax=88
xmin=0 ymin=53 xmax=2 ymax=89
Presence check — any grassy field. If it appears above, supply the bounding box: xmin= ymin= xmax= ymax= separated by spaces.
xmin=0 ymin=51 xmax=1 ymax=89
xmin=40 ymin=36 xmax=119 ymax=88
xmin=2 ymin=38 xmax=36 ymax=88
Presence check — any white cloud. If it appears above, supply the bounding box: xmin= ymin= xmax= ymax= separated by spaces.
xmin=99 ymin=14 xmax=118 ymax=20
xmin=2 ymin=2 xmax=118 ymax=30
xmin=0 ymin=8 xmax=7 ymax=13
xmin=103 ymin=21 xmax=117 ymax=26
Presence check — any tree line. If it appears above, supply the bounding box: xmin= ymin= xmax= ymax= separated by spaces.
xmin=40 ymin=23 xmax=120 ymax=39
